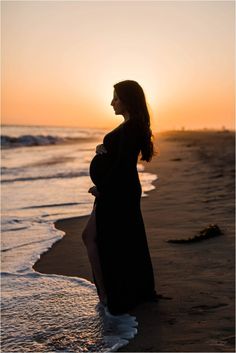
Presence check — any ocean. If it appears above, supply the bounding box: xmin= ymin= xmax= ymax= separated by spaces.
xmin=1 ymin=125 xmax=157 ymax=352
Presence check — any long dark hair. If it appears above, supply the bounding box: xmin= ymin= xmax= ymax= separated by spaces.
xmin=114 ymin=80 xmax=154 ymax=162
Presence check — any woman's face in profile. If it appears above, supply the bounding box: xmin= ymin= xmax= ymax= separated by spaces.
xmin=111 ymin=90 xmax=127 ymax=116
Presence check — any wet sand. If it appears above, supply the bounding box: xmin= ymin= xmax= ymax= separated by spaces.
xmin=33 ymin=130 xmax=235 ymax=352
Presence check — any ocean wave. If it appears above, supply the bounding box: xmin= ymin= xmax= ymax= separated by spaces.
xmin=1 ymin=170 xmax=89 ymax=183
xmin=1 ymin=236 xmax=60 ymax=253
xmin=1 ymin=134 xmax=97 ymax=149
xmin=1 ymin=134 xmax=64 ymax=148
xmin=21 ymin=202 xmax=85 ymax=209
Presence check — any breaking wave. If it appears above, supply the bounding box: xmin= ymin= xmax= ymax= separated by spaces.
xmin=1 ymin=134 xmax=97 ymax=149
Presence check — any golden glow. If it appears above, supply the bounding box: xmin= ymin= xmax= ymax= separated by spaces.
xmin=2 ymin=1 xmax=235 ymax=131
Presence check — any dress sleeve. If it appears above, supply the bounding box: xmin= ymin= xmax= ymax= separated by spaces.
xmin=98 ymin=122 xmax=140 ymax=194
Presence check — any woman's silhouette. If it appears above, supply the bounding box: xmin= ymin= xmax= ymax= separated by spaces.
xmin=82 ymin=80 xmax=157 ymax=315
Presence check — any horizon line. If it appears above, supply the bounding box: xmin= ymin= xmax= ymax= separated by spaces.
xmin=1 ymin=123 xmax=235 ymax=134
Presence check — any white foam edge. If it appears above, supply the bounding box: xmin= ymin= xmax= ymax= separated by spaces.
xmin=6 ymin=270 xmax=139 ymax=352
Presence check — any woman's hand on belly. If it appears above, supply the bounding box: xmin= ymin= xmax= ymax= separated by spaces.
xmin=96 ymin=144 xmax=107 ymax=155
xmin=88 ymin=186 xmax=100 ymax=198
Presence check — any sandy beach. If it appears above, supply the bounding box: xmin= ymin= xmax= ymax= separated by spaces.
xmin=33 ymin=130 xmax=235 ymax=352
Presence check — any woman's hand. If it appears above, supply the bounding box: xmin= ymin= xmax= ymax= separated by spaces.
xmin=88 ymin=186 xmax=100 ymax=198
xmin=96 ymin=144 xmax=107 ymax=155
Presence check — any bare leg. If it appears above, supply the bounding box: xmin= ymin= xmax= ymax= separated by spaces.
xmin=82 ymin=206 xmax=107 ymax=304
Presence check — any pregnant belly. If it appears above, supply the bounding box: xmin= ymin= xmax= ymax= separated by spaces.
xmin=89 ymin=154 xmax=111 ymax=187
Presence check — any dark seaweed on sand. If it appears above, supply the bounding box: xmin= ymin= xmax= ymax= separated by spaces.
xmin=167 ymin=224 xmax=223 ymax=244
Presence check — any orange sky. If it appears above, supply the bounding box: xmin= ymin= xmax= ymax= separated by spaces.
xmin=2 ymin=1 xmax=235 ymax=131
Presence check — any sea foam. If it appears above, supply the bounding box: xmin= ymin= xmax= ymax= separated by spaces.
xmin=1 ymin=272 xmax=138 ymax=352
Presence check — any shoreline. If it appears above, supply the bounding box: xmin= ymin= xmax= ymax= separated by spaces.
xmin=33 ymin=131 xmax=235 ymax=352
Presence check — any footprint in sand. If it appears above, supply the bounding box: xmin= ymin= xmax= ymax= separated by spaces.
xmin=209 ymin=335 xmax=235 ymax=349
xmin=190 ymin=303 xmax=228 ymax=314
xmin=222 ymin=335 xmax=235 ymax=346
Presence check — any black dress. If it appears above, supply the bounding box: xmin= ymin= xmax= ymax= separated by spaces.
xmin=89 ymin=119 xmax=156 ymax=315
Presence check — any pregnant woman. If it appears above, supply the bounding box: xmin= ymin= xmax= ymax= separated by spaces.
xmin=82 ymin=80 xmax=157 ymax=315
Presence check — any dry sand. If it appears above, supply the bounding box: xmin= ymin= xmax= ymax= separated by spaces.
xmin=33 ymin=130 xmax=235 ymax=352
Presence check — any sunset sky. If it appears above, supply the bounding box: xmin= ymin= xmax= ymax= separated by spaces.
xmin=2 ymin=1 xmax=235 ymax=131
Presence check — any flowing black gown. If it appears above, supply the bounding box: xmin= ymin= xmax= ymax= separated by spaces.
xmin=89 ymin=119 xmax=156 ymax=315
